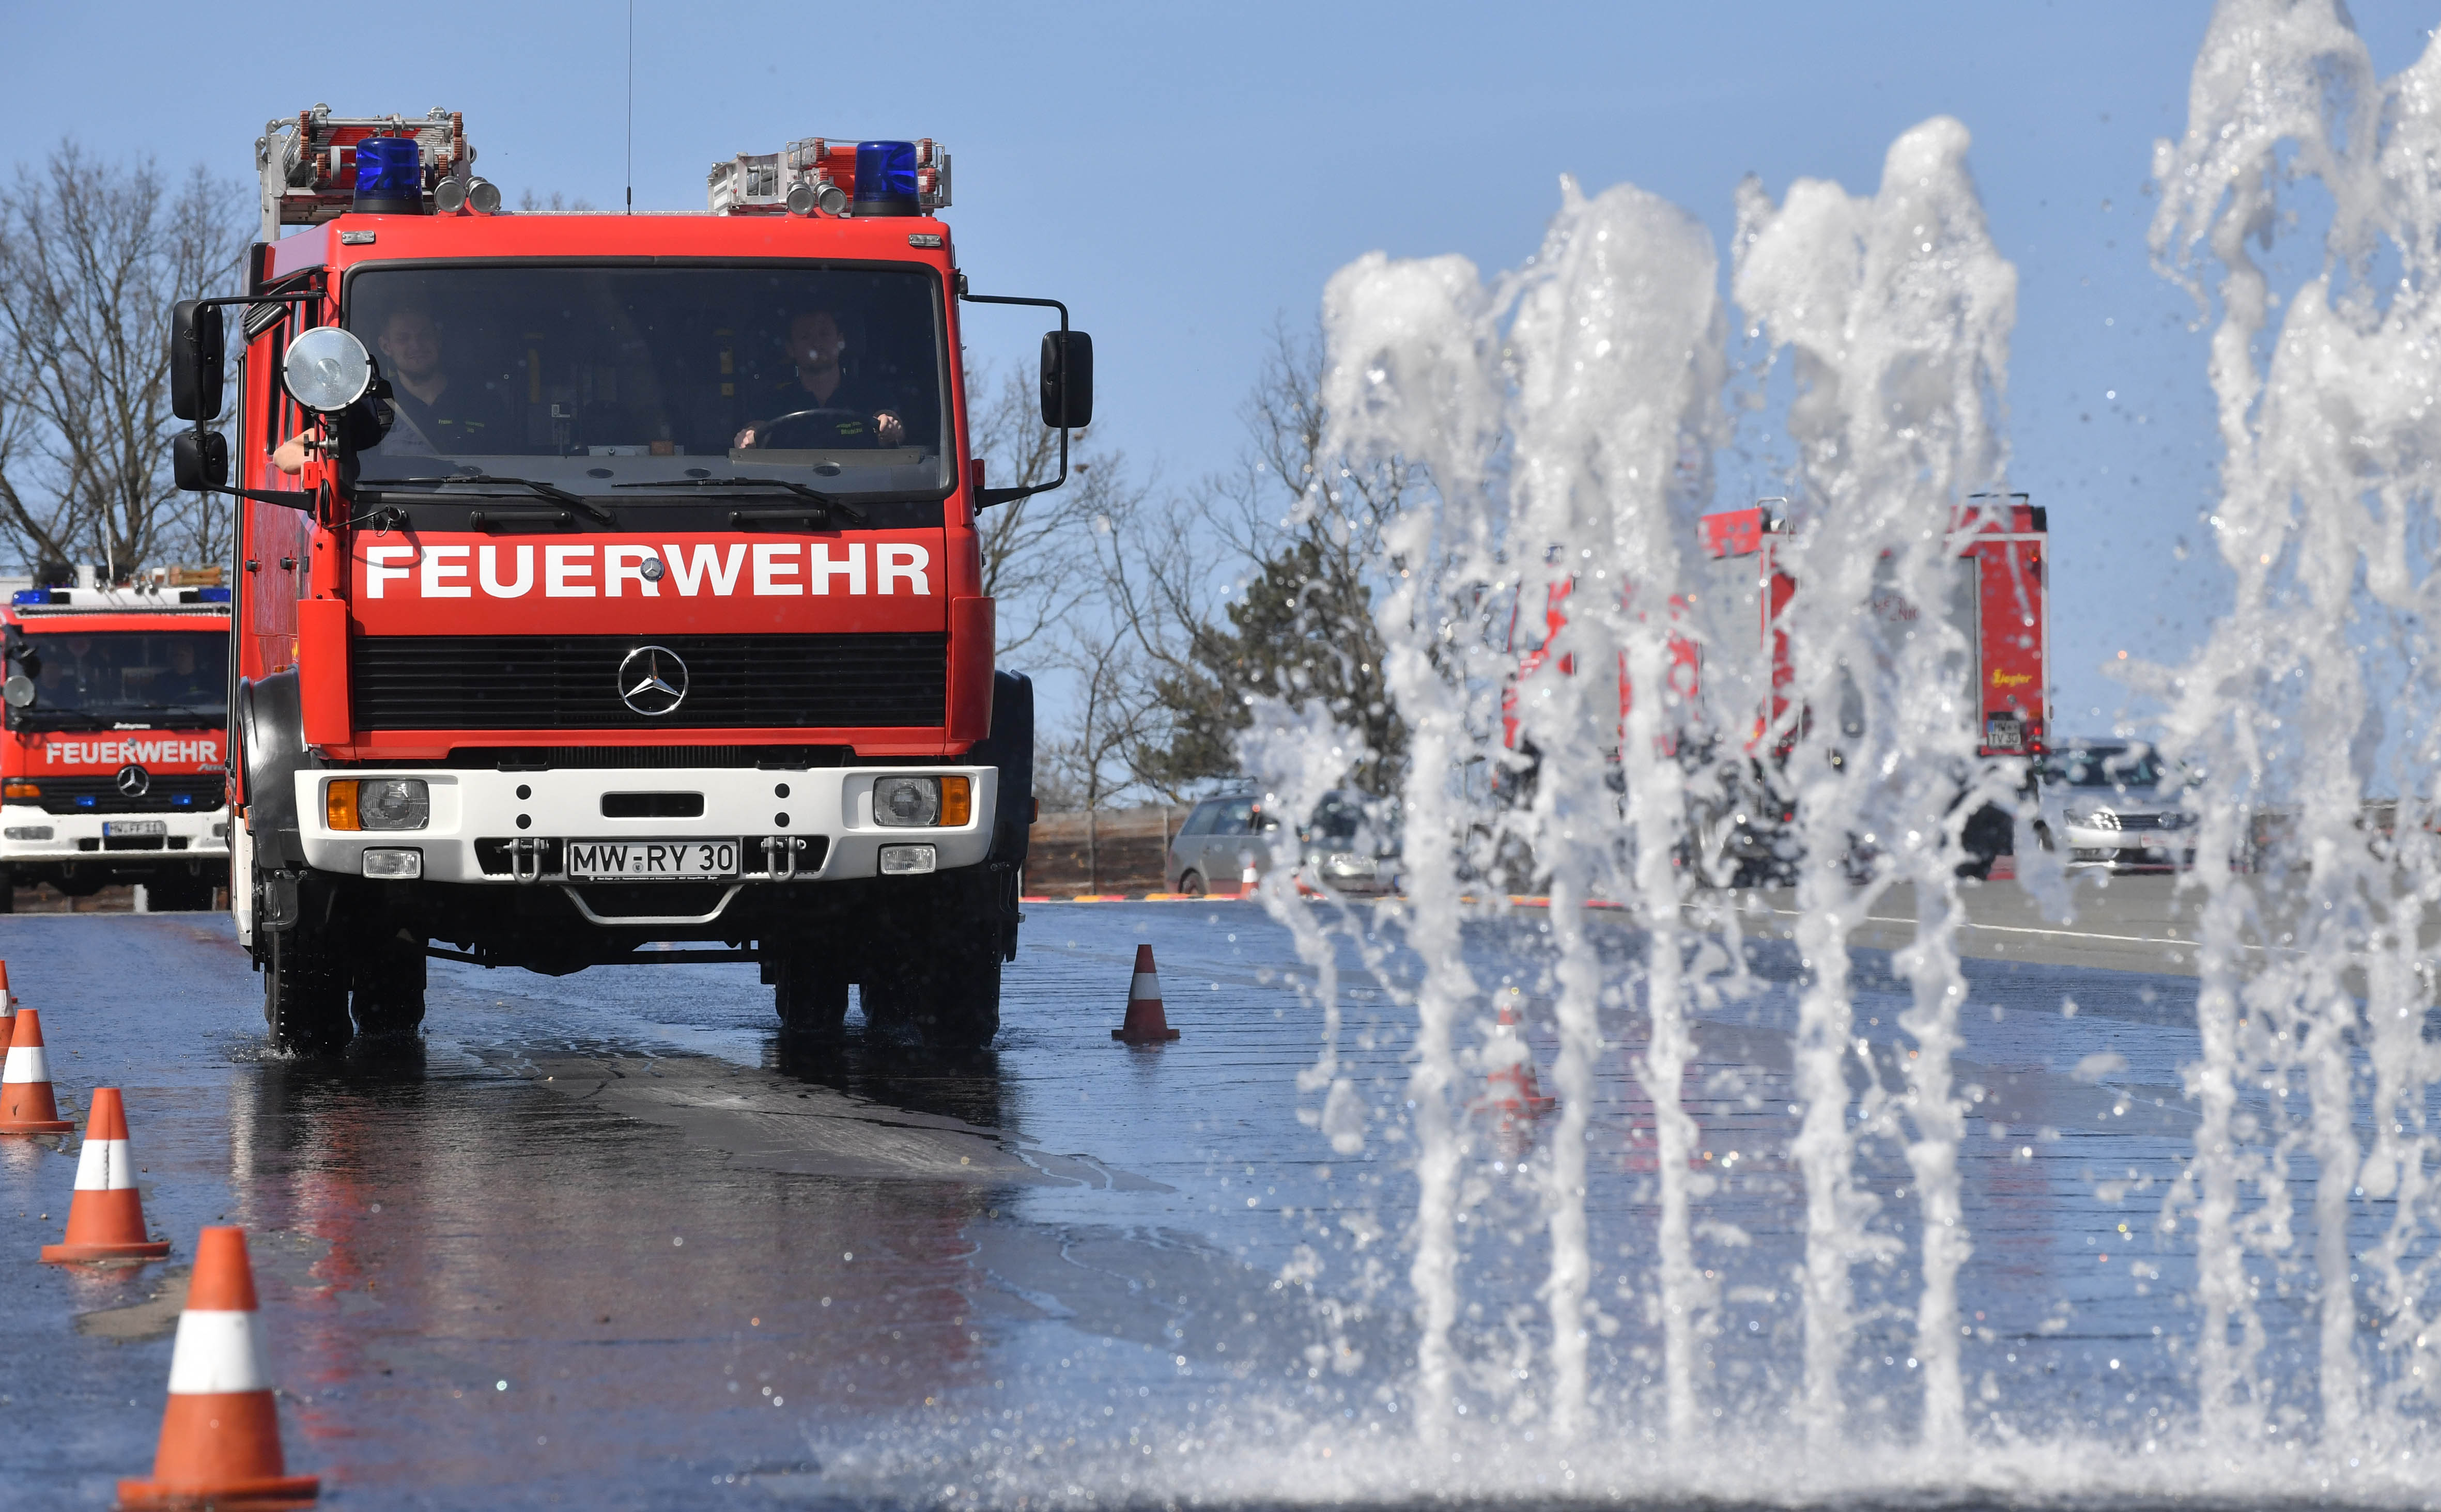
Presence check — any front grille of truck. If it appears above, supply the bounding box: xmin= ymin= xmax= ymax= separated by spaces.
xmin=351 ymin=634 xmax=948 ymax=731
xmin=28 ymin=776 xmax=225 ymax=815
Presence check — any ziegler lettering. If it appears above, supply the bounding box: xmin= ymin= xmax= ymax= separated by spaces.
xmin=1990 ymin=668 xmax=2034 ymax=688
xmin=362 ymin=540 xmax=934 ymax=600
xmin=44 ymin=738 xmax=222 ymax=767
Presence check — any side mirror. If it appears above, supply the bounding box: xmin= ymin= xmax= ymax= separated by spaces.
xmin=169 ymin=300 xmax=226 ymax=422
xmin=1040 ymin=330 xmax=1093 ymax=429
xmin=173 ymin=430 xmax=228 ymax=492
xmin=282 ymin=326 xmax=375 ymax=414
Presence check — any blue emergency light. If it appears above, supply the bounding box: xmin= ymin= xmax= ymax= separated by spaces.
xmin=352 ymin=136 xmax=426 ymax=214
xmin=853 ymin=141 xmax=920 ymax=216
xmin=198 ymin=587 xmax=231 ymax=603
xmin=10 ymin=590 xmax=47 ymax=606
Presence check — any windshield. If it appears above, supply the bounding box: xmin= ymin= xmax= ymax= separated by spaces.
xmin=342 ymin=263 xmax=950 ymax=498
xmin=2043 ymin=749 xmax=2168 ymax=789
xmin=11 ymin=631 xmax=227 ymax=724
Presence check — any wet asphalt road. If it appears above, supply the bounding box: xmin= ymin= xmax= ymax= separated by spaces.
xmin=0 ymin=876 xmax=2305 ymax=1506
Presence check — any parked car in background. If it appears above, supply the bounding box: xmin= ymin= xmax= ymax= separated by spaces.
xmin=1167 ymin=791 xmax=1273 ymax=896
xmin=1166 ymin=789 xmax=1402 ymax=897
xmin=2037 ymin=741 xmax=2197 ymax=869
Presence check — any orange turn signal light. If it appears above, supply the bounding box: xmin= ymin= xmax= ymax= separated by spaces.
xmin=3 ymin=780 xmax=38 ymax=800
xmin=325 ymin=780 xmax=361 ymax=831
xmin=940 ymin=776 xmax=971 ymax=827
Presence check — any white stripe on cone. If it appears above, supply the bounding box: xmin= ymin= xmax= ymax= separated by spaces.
xmin=74 ymin=1135 xmax=133 ymax=1191
xmin=164 ymin=1310 xmax=272 ymax=1395
xmin=1130 ymin=972 xmax=1162 ymax=1001
xmin=3 ymin=1043 xmax=48 ymax=1084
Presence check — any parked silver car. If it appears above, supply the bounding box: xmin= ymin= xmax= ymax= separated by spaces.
xmin=1166 ymin=792 xmax=1274 ymax=895
xmin=2037 ymin=741 xmax=2197 ymax=869
xmin=1166 ymin=788 xmax=1401 ymax=897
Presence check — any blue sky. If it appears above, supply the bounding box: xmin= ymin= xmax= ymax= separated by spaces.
xmin=6 ymin=1 xmax=2434 ymax=736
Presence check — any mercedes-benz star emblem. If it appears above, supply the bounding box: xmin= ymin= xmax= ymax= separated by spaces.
xmin=115 ymin=763 xmax=150 ymax=797
xmin=617 ymin=645 xmax=688 ymax=717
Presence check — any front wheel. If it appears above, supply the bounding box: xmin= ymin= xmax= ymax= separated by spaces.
xmin=352 ymin=929 xmax=428 ymax=1037
xmin=1177 ymin=869 xmax=1207 ymax=898
xmin=264 ymin=915 xmax=353 ymax=1054
xmin=862 ymin=948 xmax=999 ymax=1051
xmin=774 ymin=953 xmax=849 ymax=1039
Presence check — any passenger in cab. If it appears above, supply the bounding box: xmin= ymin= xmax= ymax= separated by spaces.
xmin=274 ymin=306 xmax=509 ymax=472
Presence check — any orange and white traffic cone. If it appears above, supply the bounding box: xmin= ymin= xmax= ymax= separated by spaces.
xmin=42 ymin=1087 xmax=171 ymax=1264
xmin=1476 ymin=996 xmax=1556 ymax=1124
xmin=1111 ymin=943 xmax=1181 ymax=1043
xmin=118 ymin=1226 xmax=319 ymax=1509
xmin=0 ymin=1006 xmax=74 ymax=1134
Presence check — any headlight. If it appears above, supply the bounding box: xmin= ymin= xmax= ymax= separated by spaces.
xmin=879 ymin=843 xmax=937 ymax=875
xmin=326 ymin=778 xmax=429 ymax=831
xmin=872 ymin=775 xmax=971 ymax=828
xmin=4 ymin=825 xmax=53 ymax=840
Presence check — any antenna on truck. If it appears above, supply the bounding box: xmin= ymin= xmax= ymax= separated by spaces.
xmin=625 ymin=0 xmax=635 ymax=215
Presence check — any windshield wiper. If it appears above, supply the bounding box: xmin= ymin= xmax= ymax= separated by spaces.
xmin=361 ymin=475 xmax=615 ymax=525
xmin=611 ymin=477 xmax=867 ymax=525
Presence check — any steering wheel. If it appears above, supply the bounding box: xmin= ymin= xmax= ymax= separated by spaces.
xmin=752 ymin=408 xmax=890 ymax=449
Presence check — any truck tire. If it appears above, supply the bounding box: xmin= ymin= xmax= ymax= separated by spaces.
xmin=0 ymin=868 xmax=13 ymax=914
xmin=263 ymin=909 xmax=353 ymax=1054
xmin=857 ymin=946 xmax=999 ymax=1050
xmin=351 ymin=930 xmax=427 ymax=1037
xmin=773 ymin=953 xmax=848 ymax=1039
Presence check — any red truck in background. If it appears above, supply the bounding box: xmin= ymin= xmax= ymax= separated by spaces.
xmin=167 ymin=107 xmax=1085 ymax=1052
xmin=0 ymin=576 xmax=234 ymax=912
xmin=1502 ymin=494 xmax=2050 ymax=883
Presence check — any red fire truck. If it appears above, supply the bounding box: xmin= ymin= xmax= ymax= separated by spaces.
xmin=1502 ymin=495 xmax=2050 ymax=882
xmin=168 ymin=108 xmax=1082 ymax=1051
xmin=0 ymin=578 xmax=234 ymax=912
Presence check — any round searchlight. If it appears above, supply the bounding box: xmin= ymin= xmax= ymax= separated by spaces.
xmin=283 ymin=327 xmax=375 ymax=414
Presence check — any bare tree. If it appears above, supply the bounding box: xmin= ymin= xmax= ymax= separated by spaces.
xmin=1092 ymin=321 xmax=1417 ymax=798
xmin=0 ymin=143 xmax=247 ymax=575
xmin=965 ymin=359 xmax=1141 ymax=661
xmin=1037 ymin=627 xmax=1160 ymax=890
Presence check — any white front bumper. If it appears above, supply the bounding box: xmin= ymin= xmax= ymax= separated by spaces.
xmin=0 ymin=802 xmax=231 ymax=863
xmin=292 ymin=766 xmax=995 ymax=883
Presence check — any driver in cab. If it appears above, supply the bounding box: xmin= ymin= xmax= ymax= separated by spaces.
xmin=732 ymin=310 xmax=905 ymax=450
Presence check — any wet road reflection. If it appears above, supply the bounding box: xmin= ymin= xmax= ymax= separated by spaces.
xmin=0 ymin=881 xmax=2265 ymax=1505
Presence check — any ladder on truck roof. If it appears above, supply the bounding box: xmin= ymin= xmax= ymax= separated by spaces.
xmin=254 ymin=105 xmax=474 ymax=243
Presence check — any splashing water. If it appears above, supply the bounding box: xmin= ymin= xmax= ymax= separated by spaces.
xmin=2145 ymin=0 xmax=2441 ymax=1451
xmin=1225 ymin=0 xmax=2441 ymax=1493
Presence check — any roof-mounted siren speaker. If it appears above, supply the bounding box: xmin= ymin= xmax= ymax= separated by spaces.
xmin=853 ymin=141 xmax=921 ymax=217
xmin=352 ymin=136 xmax=427 ymax=214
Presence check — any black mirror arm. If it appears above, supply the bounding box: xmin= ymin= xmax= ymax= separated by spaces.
xmin=961 ymin=291 xmax=1073 ymax=510
xmin=202 ymin=485 xmax=320 ymax=511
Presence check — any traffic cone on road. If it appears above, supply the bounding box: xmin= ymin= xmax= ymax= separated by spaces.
xmin=0 ymin=1006 xmax=74 ymax=1134
xmin=1111 ymin=944 xmax=1181 ymax=1043
xmin=1476 ymin=996 xmax=1556 ymax=1123
xmin=42 ymin=1087 xmax=171 ymax=1264
xmin=117 ymin=1226 xmax=320 ymax=1508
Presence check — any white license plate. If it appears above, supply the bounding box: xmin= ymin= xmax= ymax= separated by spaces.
xmin=104 ymin=820 xmax=167 ymax=837
xmin=564 ymin=839 xmax=739 ymax=880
